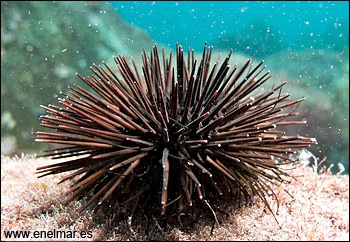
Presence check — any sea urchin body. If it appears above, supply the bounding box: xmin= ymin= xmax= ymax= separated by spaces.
xmin=36 ymin=43 xmax=317 ymax=225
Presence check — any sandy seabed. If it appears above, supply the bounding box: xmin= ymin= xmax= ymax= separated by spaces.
xmin=1 ymin=154 xmax=349 ymax=241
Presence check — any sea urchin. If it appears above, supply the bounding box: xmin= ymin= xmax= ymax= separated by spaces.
xmin=35 ymin=43 xmax=317 ymax=226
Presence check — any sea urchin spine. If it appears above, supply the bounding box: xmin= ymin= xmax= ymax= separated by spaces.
xmin=35 ymin=43 xmax=317 ymax=224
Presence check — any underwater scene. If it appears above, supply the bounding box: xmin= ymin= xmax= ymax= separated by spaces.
xmin=1 ymin=0 xmax=349 ymax=175
xmin=1 ymin=2 xmax=349 ymax=241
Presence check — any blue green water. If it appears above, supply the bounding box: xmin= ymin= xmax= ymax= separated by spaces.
xmin=112 ymin=1 xmax=348 ymax=56
xmin=1 ymin=1 xmax=348 ymax=173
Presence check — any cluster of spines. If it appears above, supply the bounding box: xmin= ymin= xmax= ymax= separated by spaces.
xmin=36 ymin=43 xmax=317 ymax=223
